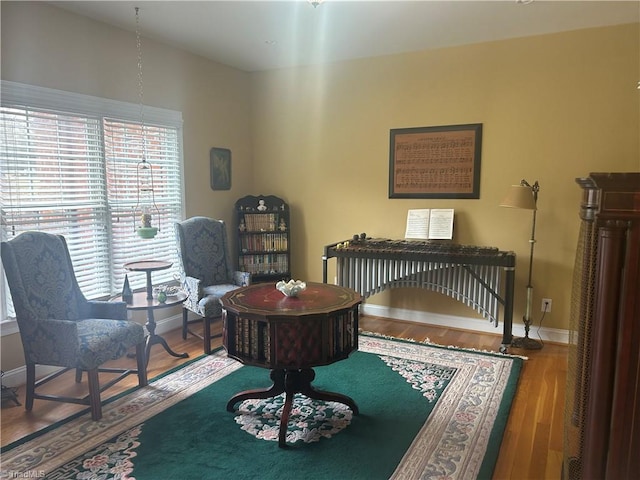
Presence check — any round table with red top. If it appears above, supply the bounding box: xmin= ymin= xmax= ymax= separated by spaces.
xmin=221 ymin=281 xmax=362 ymax=448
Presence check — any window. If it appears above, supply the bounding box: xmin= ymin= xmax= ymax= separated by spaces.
xmin=1 ymin=81 xmax=184 ymax=322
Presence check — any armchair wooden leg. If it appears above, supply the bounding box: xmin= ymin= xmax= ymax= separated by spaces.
xmin=25 ymin=363 xmax=35 ymax=411
xmin=136 ymin=342 xmax=148 ymax=387
xmin=87 ymin=368 xmax=102 ymax=421
xmin=204 ymin=317 xmax=212 ymax=355
xmin=182 ymin=308 xmax=189 ymax=340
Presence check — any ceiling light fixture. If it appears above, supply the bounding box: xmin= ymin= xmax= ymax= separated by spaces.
xmin=308 ymin=0 xmax=324 ymax=8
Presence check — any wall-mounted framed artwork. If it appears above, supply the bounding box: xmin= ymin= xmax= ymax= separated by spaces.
xmin=210 ymin=147 xmax=231 ymax=190
xmin=389 ymin=123 xmax=482 ymax=199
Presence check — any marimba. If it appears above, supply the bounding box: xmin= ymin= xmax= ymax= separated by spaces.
xmin=322 ymin=236 xmax=516 ymax=352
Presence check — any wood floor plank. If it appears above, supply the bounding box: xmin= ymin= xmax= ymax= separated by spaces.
xmin=0 ymin=315 xmax=567 ymax=479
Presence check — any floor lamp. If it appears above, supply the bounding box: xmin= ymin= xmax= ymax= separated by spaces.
xmin=500 ymin=180 xmax=543 ymax=350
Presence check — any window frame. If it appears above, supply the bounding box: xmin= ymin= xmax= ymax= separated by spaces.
xmin=1 ymin=81 xmax=185 ymax=333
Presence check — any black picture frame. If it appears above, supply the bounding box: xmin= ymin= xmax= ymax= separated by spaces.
xmin=210 ymin=147 xmax=231 ymax=190
xmin=389 ymin=123 xmax=482 ymax=199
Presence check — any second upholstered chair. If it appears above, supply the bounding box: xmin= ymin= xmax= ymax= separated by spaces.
xmin=175 ymin=217 xmax=250 ymax=354
xmin=1 ymin=231 xmax=148 ymax=421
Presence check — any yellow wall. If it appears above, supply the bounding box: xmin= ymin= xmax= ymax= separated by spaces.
xmin=250 ymin=23 xmax=640 ymax=327
xmin=1 ymin=2 xmax=639 ymax=370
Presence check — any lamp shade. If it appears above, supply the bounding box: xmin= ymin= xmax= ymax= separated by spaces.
xmin=500 ymin=184 xmax=536 ymax=210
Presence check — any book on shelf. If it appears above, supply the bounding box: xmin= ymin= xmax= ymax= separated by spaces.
xmin=243 ymin=213 xmax=277 ymax=231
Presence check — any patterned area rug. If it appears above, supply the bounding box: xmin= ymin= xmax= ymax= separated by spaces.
xmin=1 ymin=334 xmax=522 ymax=479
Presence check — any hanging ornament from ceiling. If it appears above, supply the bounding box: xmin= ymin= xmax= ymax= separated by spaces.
xmin=132 ymin=6 xmax=160 ymax=239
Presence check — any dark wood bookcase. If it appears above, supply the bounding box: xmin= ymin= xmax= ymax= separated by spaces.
xmin=235 ymin=195 xmax=290 ymax=283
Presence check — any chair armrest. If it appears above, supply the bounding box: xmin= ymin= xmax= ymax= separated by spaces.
xmin=27 ymin=319 xmax=80 ymax=366
xmin=87 ymin=300 xmax=128 ymax=320
xmin=233 ymin=271 xmax=251 ymax=287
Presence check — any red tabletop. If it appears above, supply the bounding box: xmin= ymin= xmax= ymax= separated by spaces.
xmin=221 ymin=281 xmax=362 ymax=317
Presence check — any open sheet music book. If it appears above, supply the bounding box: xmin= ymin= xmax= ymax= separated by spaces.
xmin=405 ymin=208 xmax=454 ymax=240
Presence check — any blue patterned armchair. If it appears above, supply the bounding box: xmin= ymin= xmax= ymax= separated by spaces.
xmin=175 ymin=217 xmax=250 ymax=354
xmin=1 ymin=232 xmax=148 ymax=421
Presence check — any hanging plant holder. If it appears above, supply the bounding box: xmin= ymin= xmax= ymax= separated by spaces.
xmin=131 ymin=7 xmax=159 ymax=240
xmin=133 ymin=157 xmax=160 ymax=239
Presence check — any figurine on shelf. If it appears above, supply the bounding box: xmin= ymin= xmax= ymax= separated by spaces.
xmin=239 ymin=218 xmax=246 ymax=232
xmin=279 ymin=218 xmax=287 ymax=231
xmin=257 ymin=199 xmax=267 ymax=211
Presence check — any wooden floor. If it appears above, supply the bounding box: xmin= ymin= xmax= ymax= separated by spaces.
xmin=1 ymin=316 xmax=567 ymax=479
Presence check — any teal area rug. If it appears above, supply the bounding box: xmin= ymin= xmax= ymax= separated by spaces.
xmin=1 ymin=335 xmax=522 ymax=479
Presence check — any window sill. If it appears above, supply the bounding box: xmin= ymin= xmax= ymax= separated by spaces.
xmin=1 ymin=319 xmax=19 ymax=337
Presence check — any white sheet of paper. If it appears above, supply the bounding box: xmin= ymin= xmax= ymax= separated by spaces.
xmin=405 ymin=209 xmax=430 ymax=239
xmin=428 ymin=209 xmax=454 ymax=239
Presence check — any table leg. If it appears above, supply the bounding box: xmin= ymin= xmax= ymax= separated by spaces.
xmin=226 ymin=369 xmax=286 ymax=411
xmin=144 ymin=307 xmax=189 ymax=365
xmin=227 ymin=368 xmax=359 ymax=448
xmin=295 ymin=368 xmax=360 ymax=415
xmin=145 ymin=271 xmax=154 ymax=300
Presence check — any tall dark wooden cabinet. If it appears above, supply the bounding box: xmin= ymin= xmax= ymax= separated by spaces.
xmin=235 ymin=195 xmax=290 ymax=283
xmin=563 ymin=172 xmax=640 ymax=480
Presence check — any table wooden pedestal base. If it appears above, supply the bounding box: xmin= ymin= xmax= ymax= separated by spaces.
xmin=143 ymin=307 xmax=190 ymax=364
xmin=226 ymin=368 xmax=359 ymax=448
xmin=115 ymin=290 xmax=189 ymax=367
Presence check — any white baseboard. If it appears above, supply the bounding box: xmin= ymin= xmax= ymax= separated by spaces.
xmin=1 ymin=313 xmax=184 ymax=388
xmin=361 ymin=303 xmax=569 ymax=345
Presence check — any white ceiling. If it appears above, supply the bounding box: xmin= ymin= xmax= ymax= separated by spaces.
xmin=51 ymin=1 xmax=639 ymax=72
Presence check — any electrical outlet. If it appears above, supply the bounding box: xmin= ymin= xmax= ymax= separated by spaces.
xmin=541 ymin=298 xmax=552 ymax=313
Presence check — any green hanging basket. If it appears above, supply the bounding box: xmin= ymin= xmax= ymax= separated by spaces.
xmin=137 ymin=227 xmax=158 ymax=239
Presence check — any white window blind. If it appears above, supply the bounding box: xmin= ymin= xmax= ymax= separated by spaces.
xmin=1 ymin=81 xmax=184 ymax=319
xmin=104 ymin=118 xmax=184 ymax=291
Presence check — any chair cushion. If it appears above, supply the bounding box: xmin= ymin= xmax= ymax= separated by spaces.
xmin=198 ymin=284 xmax=242 ymax=318
xmin=76 ymin=319 xmax=146 ymax=370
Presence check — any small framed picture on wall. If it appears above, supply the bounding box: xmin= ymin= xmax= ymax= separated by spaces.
xmin=210 ymin=147 xmax=231 ymax=190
